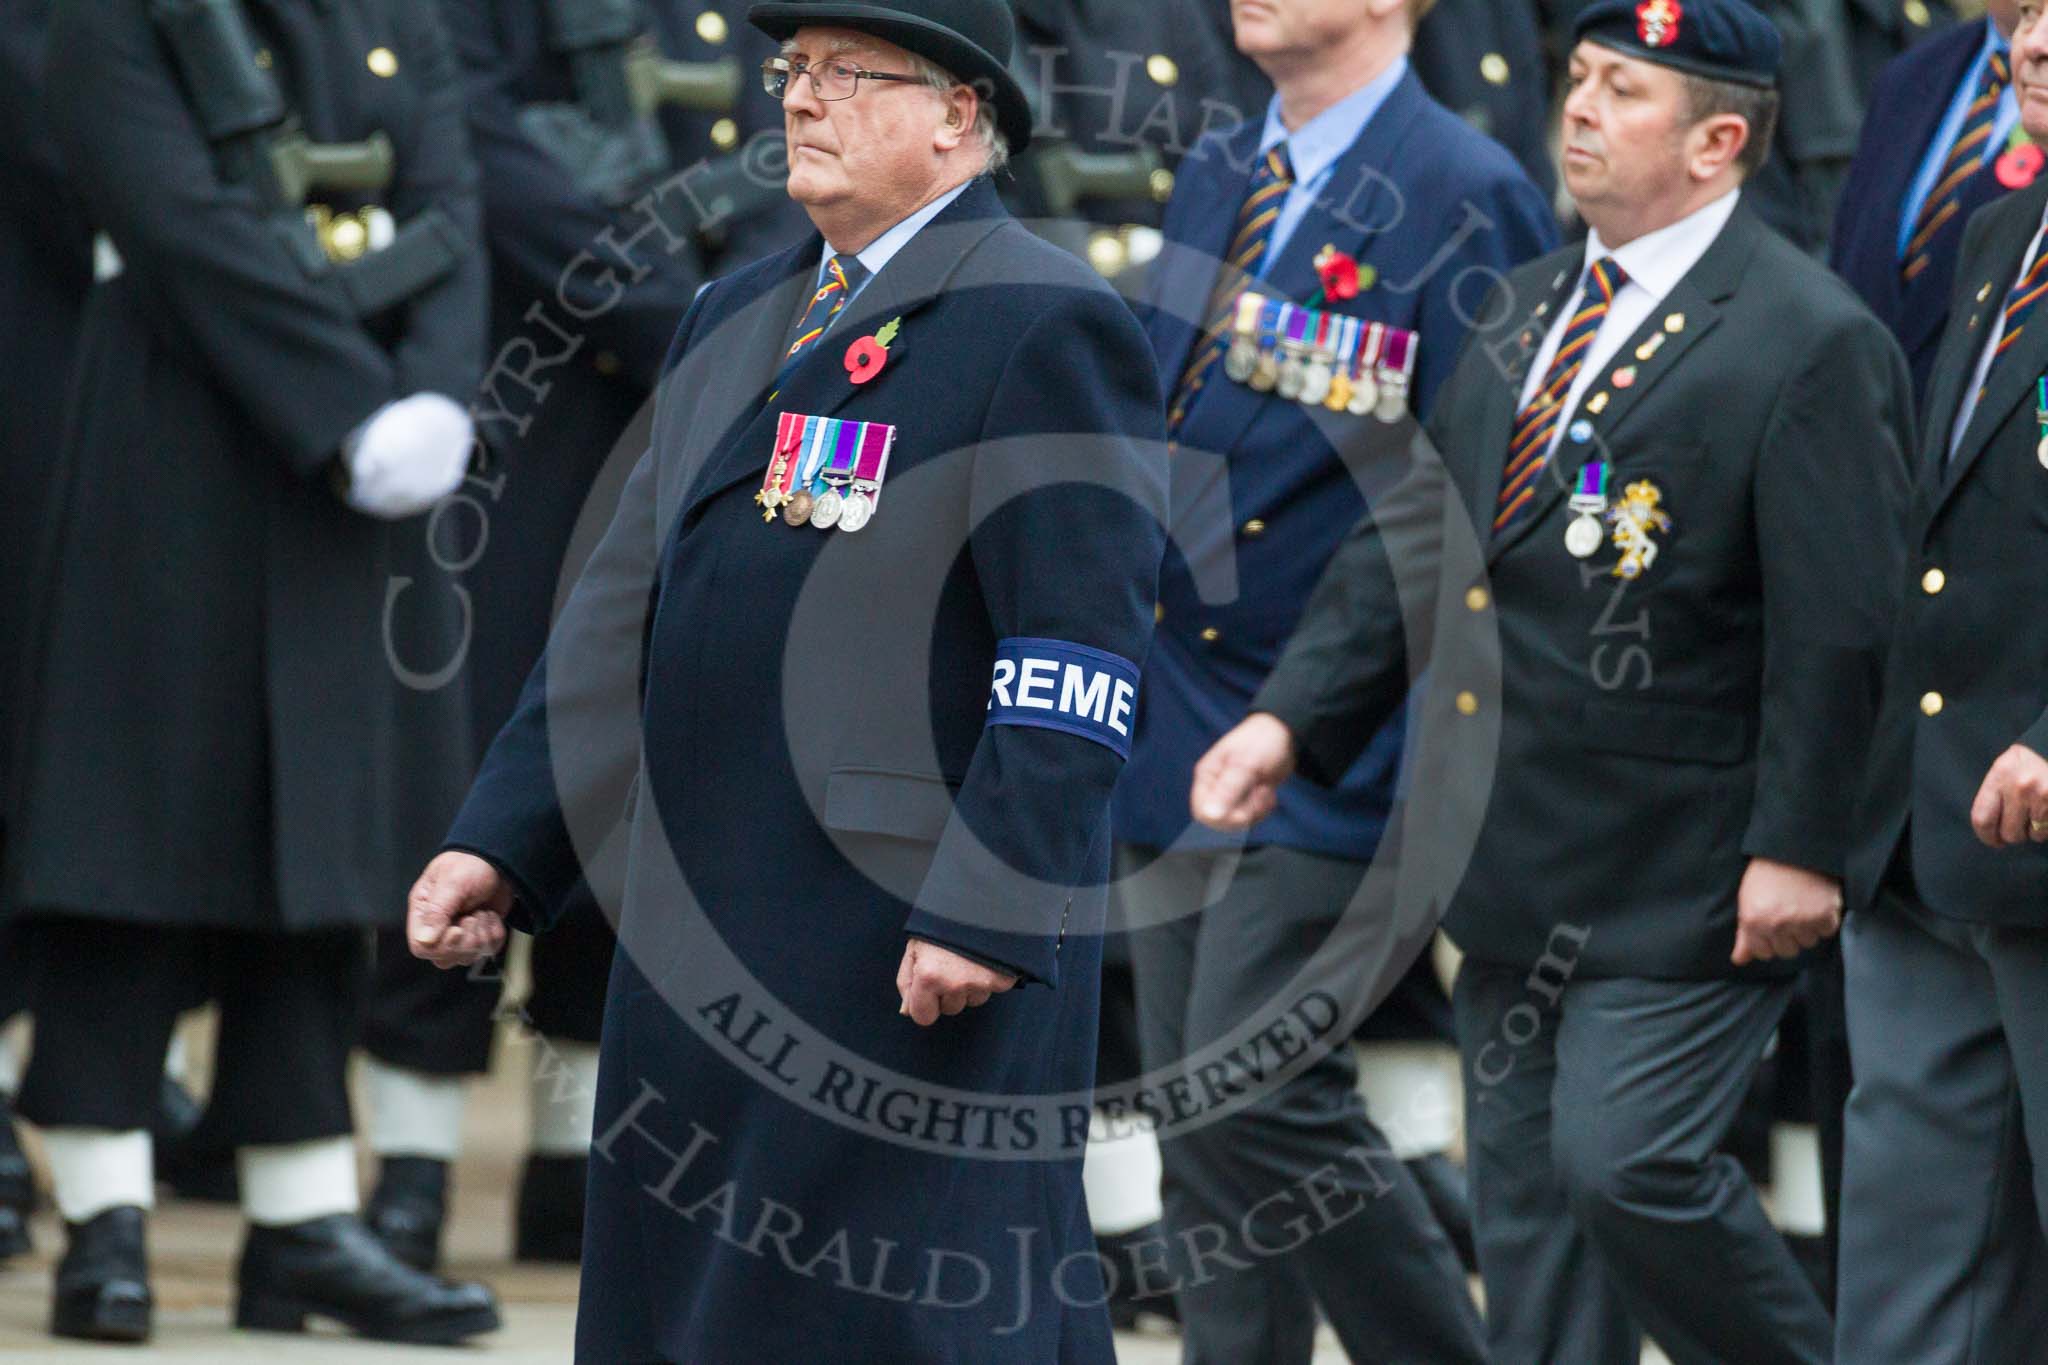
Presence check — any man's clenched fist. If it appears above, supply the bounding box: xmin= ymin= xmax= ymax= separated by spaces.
xmin=896 ymin=939 xmax=1016 ymax=1027
xmin=1731 ymin=857 xmax=1842 ymax=965
xmin=408 ymin=850 xmax=514 ymax=969
xmin=1190 ymin=712 xmax=1298 ymax=833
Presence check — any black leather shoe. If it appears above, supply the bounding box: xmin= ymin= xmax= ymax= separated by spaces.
xmin=1097 ymin=1225 xmax=1181 ymax=1332
xmin=366 ymin=1155 xmax=448 ymax=1272
xmin=513 ymin=1153 xmax=586 ymax=1263
xmin=152 ymin=1077 xmax=238 ymax=1204
xmin=51 ymin=1206 xmax=152 ymax=1343
xmin=1406 ymin=1152 xmax=1479 ymax=1275
xmin=0 ymin=1094 xmax=33 ymax=1261
xmin=235 ymin=1213 xmax=500 ymax=1345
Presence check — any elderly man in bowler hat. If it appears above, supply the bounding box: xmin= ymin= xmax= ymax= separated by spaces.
xmin=404 ymin=0 xmax=1168 ymax=1358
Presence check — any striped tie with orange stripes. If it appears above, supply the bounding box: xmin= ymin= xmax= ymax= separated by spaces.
xmin=1902 ymin=51 xmax=2009 ymax=284
xmin=1994 ymin=230 xmax=2048 ymax=368
xmin=1494 ymin=257 xmax=1628 ymax=535
xmin=1166 ymin=145 xmax=1296 ymax=433
xmin=786 ymin=253 xmax=869 ymax=362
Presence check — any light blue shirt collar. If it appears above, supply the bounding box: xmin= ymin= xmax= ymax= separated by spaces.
xmin=1898 ymin=18 xmax=2019 ymax=261
xmin=1251 ymin=56 xmax=1408 ymax=276
xmin=1257 ymin=56 xmax=1408 ymax=187
xmin=817 ymin=180 xmax=973 ymax=301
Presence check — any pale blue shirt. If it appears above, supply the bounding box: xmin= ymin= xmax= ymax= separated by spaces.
xmin=816 ymin=180 xmax=973 ymax=304
xmin=1254 ymin=57 xmax=1409 ymax=277
xmin=1898 ymin=19 xmax=2018 ymax=260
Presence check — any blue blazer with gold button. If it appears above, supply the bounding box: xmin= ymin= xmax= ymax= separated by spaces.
xmin=1114 ymin=70 xmax=1555 ymax=861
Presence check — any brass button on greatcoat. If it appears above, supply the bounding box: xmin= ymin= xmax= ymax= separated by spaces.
xmin=1465 ymin=586 xmax=1489 ymax=611
xmin=367 ymin=47 xmax=398 ymax=78
xmin=1920 ymin=691 xmax=1944 ymax=717
xmin=1921 ymin=568 xmax=1946 ymax=595
xmin=1455 ymin=691 xmax=1479 ymax=716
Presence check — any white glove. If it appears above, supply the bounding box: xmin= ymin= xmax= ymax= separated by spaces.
xmin=341 ymin=392 xmax=475 ymax=519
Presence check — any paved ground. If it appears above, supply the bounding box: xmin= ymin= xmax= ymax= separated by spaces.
xmin=0 ymin=1014 xmax=1669 ymax=1364
xmin=0 ymin=1020 xmax=1294 ymax=1364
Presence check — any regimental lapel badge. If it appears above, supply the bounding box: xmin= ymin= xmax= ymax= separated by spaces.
xmin=1604 ymin=479 xmax=1672 ymax=579
xmin=760 ymin=412 xmax=896 ymax=532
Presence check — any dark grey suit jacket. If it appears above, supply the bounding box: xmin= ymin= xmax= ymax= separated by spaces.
xmin=1256 ymin=206 xmax=1914 ymax=979
xmin=1850 ymin=176 xmax=2048 ymax=925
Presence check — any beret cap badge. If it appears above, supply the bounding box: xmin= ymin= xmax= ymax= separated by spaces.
xmin=1636 ymin=0 xmax=1682 ymax=48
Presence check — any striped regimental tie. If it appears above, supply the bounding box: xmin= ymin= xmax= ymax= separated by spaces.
xmin=1903 ymin=50 xmax=2009 ymax=284
xmin=786 ymin=253 xmax=870 ymax=362
xmin=1494 ymin=256 xmax=1628 ymax=535
xmin=1166 ymin=145 xmax=1296 ymax=433
xmin=1963 ymin=224 xmax=2048 ymax=422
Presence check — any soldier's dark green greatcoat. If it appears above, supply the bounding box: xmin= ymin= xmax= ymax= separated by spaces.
xmin=444 ymin=178 xmax=1165 ymax=1362
xmin=4 ymin=0 xmax=486 ymax=932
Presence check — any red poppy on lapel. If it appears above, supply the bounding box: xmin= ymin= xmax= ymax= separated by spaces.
xmin=1998 ymin=143 xmax=2044 ymax=190
xmin=846 ymin=316 xmax=902 ymax=386
xmin=1314 ymin=245 xmax=1362 ymax=301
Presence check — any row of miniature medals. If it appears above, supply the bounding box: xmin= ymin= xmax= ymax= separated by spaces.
xmin=757 ymin=411 xmax=896 ymax=532
xmin=1223 ymin=292 xmax=1418 ymax=422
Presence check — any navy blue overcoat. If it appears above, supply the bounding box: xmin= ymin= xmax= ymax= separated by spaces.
xmin=445 ymin=177 xmax=1167 ymax=1362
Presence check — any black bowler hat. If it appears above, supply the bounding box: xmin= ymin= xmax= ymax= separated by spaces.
xmin=748 ymin=0 xmax=1034 ymax=155
xmin=1573 ymin=0 xmax=1782 ymax=89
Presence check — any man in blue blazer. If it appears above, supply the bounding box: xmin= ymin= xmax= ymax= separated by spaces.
xmin=403 ymin=1 xmax=1168 ymax=1358
xmin=1111 ymin=0 xmax=1554 ymax=1359
xmin=1832 ymin=0 xmax=2024 ymax=404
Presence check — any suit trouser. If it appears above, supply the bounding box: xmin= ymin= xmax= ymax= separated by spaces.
xmin=1454 ymin=959 xmax=1832 ymax=1365
xmin=1120 ymin=843 xmax=1485 ymax=1365
xmin=15 ymin=918 xmax=360 ymax=1145
xmin=362 ymin=900 xmax=615 ymax=1076
xmin=1836 ymin=874 xmax=2048 ymax=1364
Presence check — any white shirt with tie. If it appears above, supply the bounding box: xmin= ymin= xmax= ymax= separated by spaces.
xmin=1517 ymin=190 xmax=1742 ymax=464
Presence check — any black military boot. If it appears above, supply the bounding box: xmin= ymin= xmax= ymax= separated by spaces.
xmin=234 ymin=1213 xmax=501 ymax=1344
xmin=1405 ymin=1152 xmax=1479 ymax=1274
xmin=365 ymin=1155 xmax=448 ymax=1272
xmin=0 ymin=1092 xmax=33 ymax=1261
xmin=51 ymin=1206 xmax=152 ymax=1343
xmin=513 ymin=1153 xmax=586 ymax=1263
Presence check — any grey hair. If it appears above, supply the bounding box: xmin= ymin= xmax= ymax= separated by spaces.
xmin=781 ymin=35 xmax=1010 ymax=176
xmin=902 ymin=52 xmax=1011 ymax=177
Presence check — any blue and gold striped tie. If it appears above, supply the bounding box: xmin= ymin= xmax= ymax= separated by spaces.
xmin=1167 ymin=146 xmax=1296 ymax=432
xmin=1495 ymin=257 xmax=1627 ymax=534
xmin=1903 ymin=51 xmax=2009 ymax=284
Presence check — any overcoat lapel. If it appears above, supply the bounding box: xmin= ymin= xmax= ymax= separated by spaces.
xmin=1486 ymin=210 xmax=1758 ymax=564
xmin=675 ymin=179 xmax=1010 ymax=527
